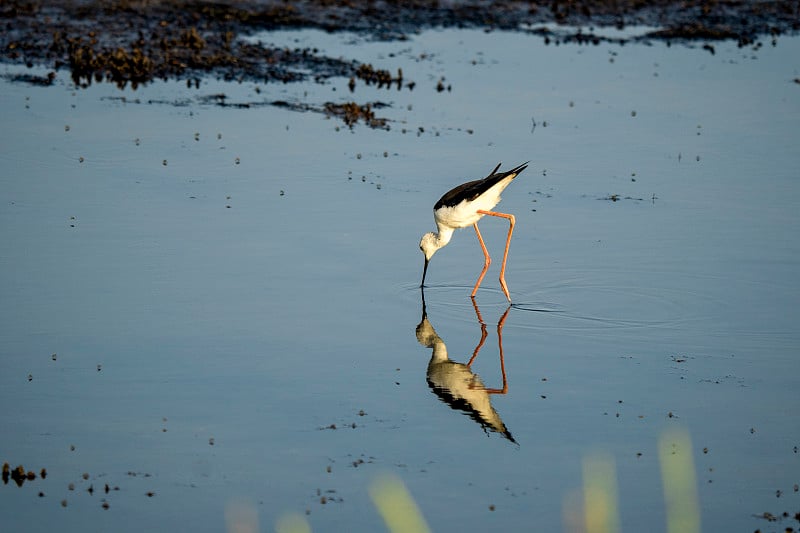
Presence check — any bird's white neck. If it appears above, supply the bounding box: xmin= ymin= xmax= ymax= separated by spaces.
xmin=433 ymin=226 xmax=454 ymax=248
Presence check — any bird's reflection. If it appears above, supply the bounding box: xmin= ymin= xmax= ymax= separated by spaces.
xmin=416 ymin=289 xmax=515 ymax=443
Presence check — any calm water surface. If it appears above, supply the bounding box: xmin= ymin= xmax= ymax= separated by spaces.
xmin=1 ymin=28 xmax=799 ymax=532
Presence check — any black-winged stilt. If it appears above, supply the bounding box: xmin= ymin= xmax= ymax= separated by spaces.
xmin=419 ymin=161 xmax=528 ymax=301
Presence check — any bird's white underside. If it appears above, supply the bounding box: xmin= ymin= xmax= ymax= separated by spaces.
xmin=434 ymin=175 xmax=513 ymax=229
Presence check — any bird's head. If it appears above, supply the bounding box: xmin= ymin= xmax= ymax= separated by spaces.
xmin=419 ymin=232 xmax=440 ymax=287
xmin=419 ymin=232 xmax=440 ymax=262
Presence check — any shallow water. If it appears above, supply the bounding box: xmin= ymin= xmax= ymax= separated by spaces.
xmin=1 ymin=29 xmax=799 ymax=532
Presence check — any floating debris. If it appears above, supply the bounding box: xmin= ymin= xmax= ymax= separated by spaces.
xmin=2 ymin=462 xmax=46 ymax=487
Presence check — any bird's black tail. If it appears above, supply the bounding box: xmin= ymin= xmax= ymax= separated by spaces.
xmin=485 ymin=161 xmax=529 ymax=179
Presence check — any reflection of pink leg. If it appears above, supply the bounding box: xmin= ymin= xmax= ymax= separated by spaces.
xmin=486 ymin=306 xmax=511 ymax=395
xmin=471 ymin=223 xmax=491 ymax=298
xmin=476 ymin=210 xmax=516 ymax=302
xmin=467 ymin=296 xmax=488 ymax=367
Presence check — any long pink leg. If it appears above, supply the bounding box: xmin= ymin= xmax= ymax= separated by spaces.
xmin=475 ymin=210 xmax=516 ymax=302
xmin=471 ymin=223 xmax=491 ymax=297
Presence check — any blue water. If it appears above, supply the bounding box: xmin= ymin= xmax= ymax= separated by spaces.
xmin=1 ymin=29 xmax=799 ymax=532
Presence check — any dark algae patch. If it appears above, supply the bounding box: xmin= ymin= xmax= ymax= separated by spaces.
xmin=1 ymin=0 xmax=798 ymax=127
xmin=4 ymin=0 xmax=798 ymax=84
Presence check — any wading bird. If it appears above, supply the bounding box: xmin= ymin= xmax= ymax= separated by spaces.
xmin=419 ymin=162 xmax=528 ymax=301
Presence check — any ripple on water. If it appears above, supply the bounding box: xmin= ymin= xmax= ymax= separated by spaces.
xmin=509 ymin=266 xmax=740 ymax=337
xmin=410 ymin=265 xmax=739 ymax=338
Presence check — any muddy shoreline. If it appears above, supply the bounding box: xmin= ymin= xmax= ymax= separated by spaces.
xmin=2 ymin=1 xmax=798 ymax=126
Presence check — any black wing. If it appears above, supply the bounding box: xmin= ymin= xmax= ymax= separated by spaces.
xmin=434 ymin=162 xmax=528 ymax=209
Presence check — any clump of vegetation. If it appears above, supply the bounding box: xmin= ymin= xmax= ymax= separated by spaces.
xmin=324 ymin=102 xmax=389 ymax=129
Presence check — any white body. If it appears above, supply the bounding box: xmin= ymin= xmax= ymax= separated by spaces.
xmin=434 ymin=175 xmax=513 ymax=229
xmin=420 ymin=174 xmax=515 ymax=259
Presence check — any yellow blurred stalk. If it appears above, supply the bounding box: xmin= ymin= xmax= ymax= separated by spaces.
xmin=369 ymin=472 xmax=432 ymax=533
xmin=658 ymin=427 xmax=701 ymax=533
xmin=582 ymin=452 xmax=621 ymax=533
xmin=275 ymin=512 xmax=312 ymax=533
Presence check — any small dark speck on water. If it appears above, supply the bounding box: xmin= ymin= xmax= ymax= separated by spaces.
xmin=162 ymin=159 xmax=168 ymax=166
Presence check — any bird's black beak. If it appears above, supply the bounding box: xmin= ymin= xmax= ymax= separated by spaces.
xmin=421 ymin=257 xmax=429 ymax=287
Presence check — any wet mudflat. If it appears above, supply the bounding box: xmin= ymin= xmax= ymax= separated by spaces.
xmin=2 ymin=20 xmax=800 ymax=533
